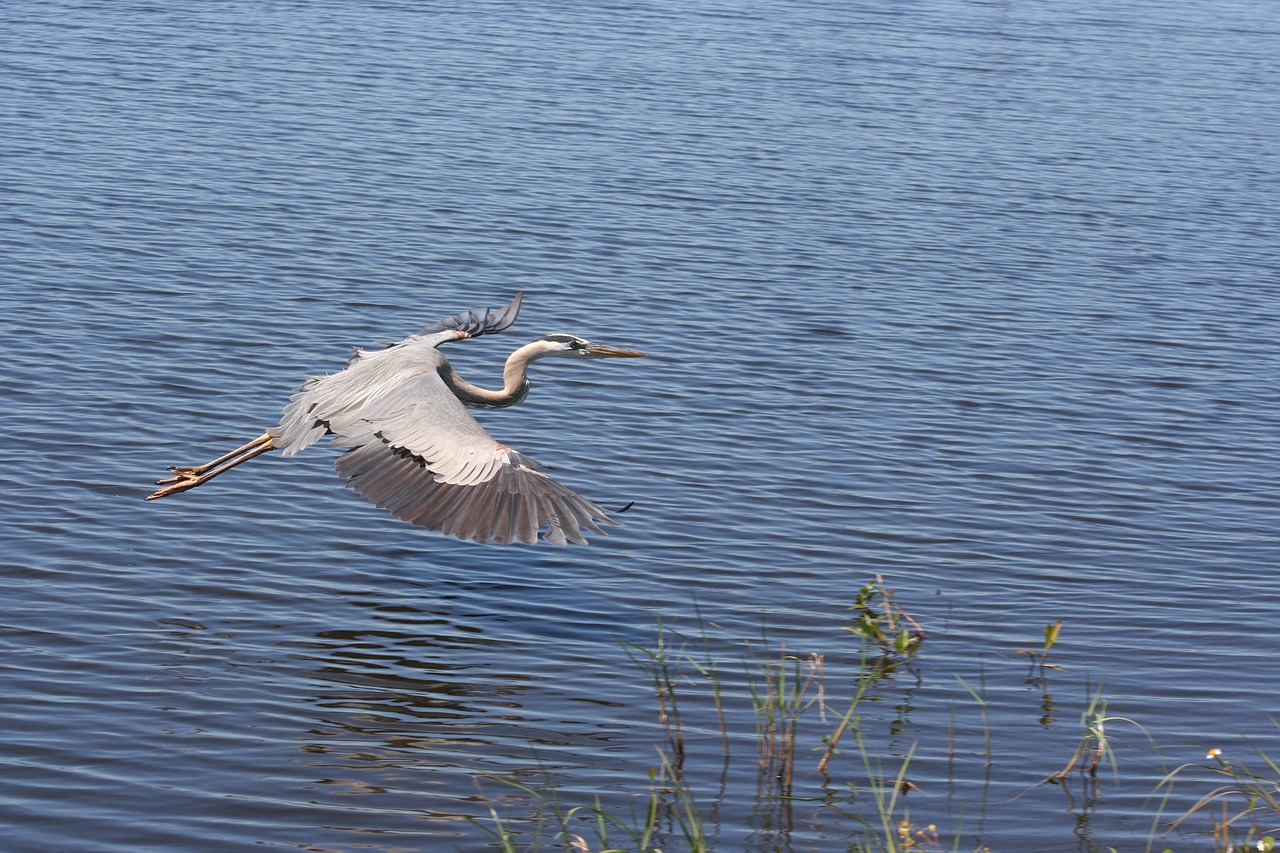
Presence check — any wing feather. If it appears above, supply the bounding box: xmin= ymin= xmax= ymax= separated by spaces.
xmin=416 ymin=293 xmax=523 ymax=337
xmin=335 ymin=441 xmax=618 ymax=545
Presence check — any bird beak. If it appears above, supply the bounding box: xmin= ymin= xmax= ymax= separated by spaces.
xmin=584 ymin=342 xmax=646 ymax=358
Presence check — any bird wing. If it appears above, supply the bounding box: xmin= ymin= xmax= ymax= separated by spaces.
xmin=330 ymin=370 xmax=617 ymax=545
xmin=290 ymin=345 xmax=614 ymax=546
xmin=415 ymin=292 xmax=523 ymax=338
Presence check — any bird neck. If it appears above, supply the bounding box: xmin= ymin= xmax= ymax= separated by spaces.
xmin=442 ymin=340 xmax=540 ymax=408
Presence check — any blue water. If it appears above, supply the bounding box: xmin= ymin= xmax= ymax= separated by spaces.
xmin=3 ymin=1 xmax=1279 ymax=850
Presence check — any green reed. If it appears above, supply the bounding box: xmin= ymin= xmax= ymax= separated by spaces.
xmin=474 ymin=584 xmax=1280 ymax=853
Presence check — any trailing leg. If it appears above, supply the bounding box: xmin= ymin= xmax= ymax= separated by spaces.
xmin=146 ymin=432 xmax=274 ymax=500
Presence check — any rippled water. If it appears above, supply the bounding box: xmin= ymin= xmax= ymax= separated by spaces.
xmin=3 ymin=1 xmax=1279 ymax=850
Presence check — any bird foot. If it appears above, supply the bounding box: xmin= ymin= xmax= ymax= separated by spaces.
xmin=144 ymin=432 xmax=275 ymax=502
xmin=145 ymin=467 xmax=205 ymax=500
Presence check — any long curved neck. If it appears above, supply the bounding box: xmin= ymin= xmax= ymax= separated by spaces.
xmin=441 ymin=341 xmax=542 ymax=408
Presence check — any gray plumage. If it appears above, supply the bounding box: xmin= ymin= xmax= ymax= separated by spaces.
xmin=147 ymin=294 xmax=645 ymax=546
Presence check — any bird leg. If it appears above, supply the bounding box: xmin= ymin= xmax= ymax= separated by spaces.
xmin=146 ymin=432 xmax=275 ymax=501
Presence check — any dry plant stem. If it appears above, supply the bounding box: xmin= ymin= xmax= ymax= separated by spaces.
xmin=875 ymin=573 xmax=927 ymax=643
xmin=874 ymin=574 xmax=897 ymax=636
xmin=817 ymin=666 xmax=875 ymax=776
xmin=146 ymin=432 xmax=274 ymax=500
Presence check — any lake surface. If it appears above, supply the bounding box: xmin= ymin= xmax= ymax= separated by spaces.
xmin=2 ymin=1 xmax=1278 ymax=850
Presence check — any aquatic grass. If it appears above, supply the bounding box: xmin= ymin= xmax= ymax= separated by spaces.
xmin=623 ymin=617 xmax=690 ymax=762
xmin=1153 ymin=723 xmax=1280 ymax=852
xmin=743 ymin=639 xmax=824 ymax=796
xmin=830 ymin=704 xmax=976 ymax=853
xmin=650 ymin=746 xmax=710 ymax=852
xmin=1015 ymin=619 xmax=1065 ymax=682
xmin=853 ymin=733 xmax=921 ymax=853
xmin=473 ymin=801 xmax=520 ymax=853
xmin=469 ymin=773 xmax=572 ymax=852
xmin=953 ymin=671 xmax=992 ymax=766
xmin=843 ymin=576 xmax=926 ymax=677
xmin=471 ymin=757 xmax=708 ymax=853
xmin=1047 ymin=683 xmax=1158 ymax=791
xmin=474 ymin=583 xmax=1278 ymax=853
xmin=474 ymin=586 xmax=969 ymax=851
xmin=683 ymin=604 xmax=731 ymax=758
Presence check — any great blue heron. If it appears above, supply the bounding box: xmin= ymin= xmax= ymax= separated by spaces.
xmin=146 ymin=293 xmax=645 ymax=545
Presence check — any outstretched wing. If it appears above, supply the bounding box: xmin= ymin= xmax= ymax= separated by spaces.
xmin=329 ymin=362 xmax=617 ymax=546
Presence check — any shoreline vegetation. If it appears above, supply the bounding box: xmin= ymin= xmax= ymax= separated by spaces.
xmin=475 ymin=579 xmax=1278 ymax=853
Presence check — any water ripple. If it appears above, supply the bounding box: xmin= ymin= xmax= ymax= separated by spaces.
xmin=3 ymin=0 xmax=1279 ymax=849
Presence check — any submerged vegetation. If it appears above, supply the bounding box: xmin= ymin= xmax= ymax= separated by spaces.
xmin=473 ymin=579 xmax=1280 ymax=853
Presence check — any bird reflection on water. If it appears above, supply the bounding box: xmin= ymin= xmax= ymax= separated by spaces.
xmin=289 ymin=592 xmax=628 ymax=827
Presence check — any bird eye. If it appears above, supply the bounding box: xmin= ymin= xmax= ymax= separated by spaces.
xmin=569 ymin=340 xmax=586 ymax=350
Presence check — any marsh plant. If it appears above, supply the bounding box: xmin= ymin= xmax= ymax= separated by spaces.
xmin=1155 ymin=728 xmax=1280 ymax=853
xmin=1015 ymin=618 xmax=1064 ymax=682
xmin=476 ymin=584 xmax=1280 ymax=853
xmin=843 ymin=576 xmax=926 ymax=673
xmin=474 ymin=752 xmax=708 ymax=853
xmin=745 ymin=643 xmax=823 ymax=796
xmin=1047 ymin=684 xmax=1156 ymax=792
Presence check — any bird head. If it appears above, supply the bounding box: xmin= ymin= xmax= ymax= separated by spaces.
xmin=536 ymin=333 xmax=646 ymax=360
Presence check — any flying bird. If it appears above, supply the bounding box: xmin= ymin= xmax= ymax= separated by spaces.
xmin=146 ymin=294 xmax=645 ymax=545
